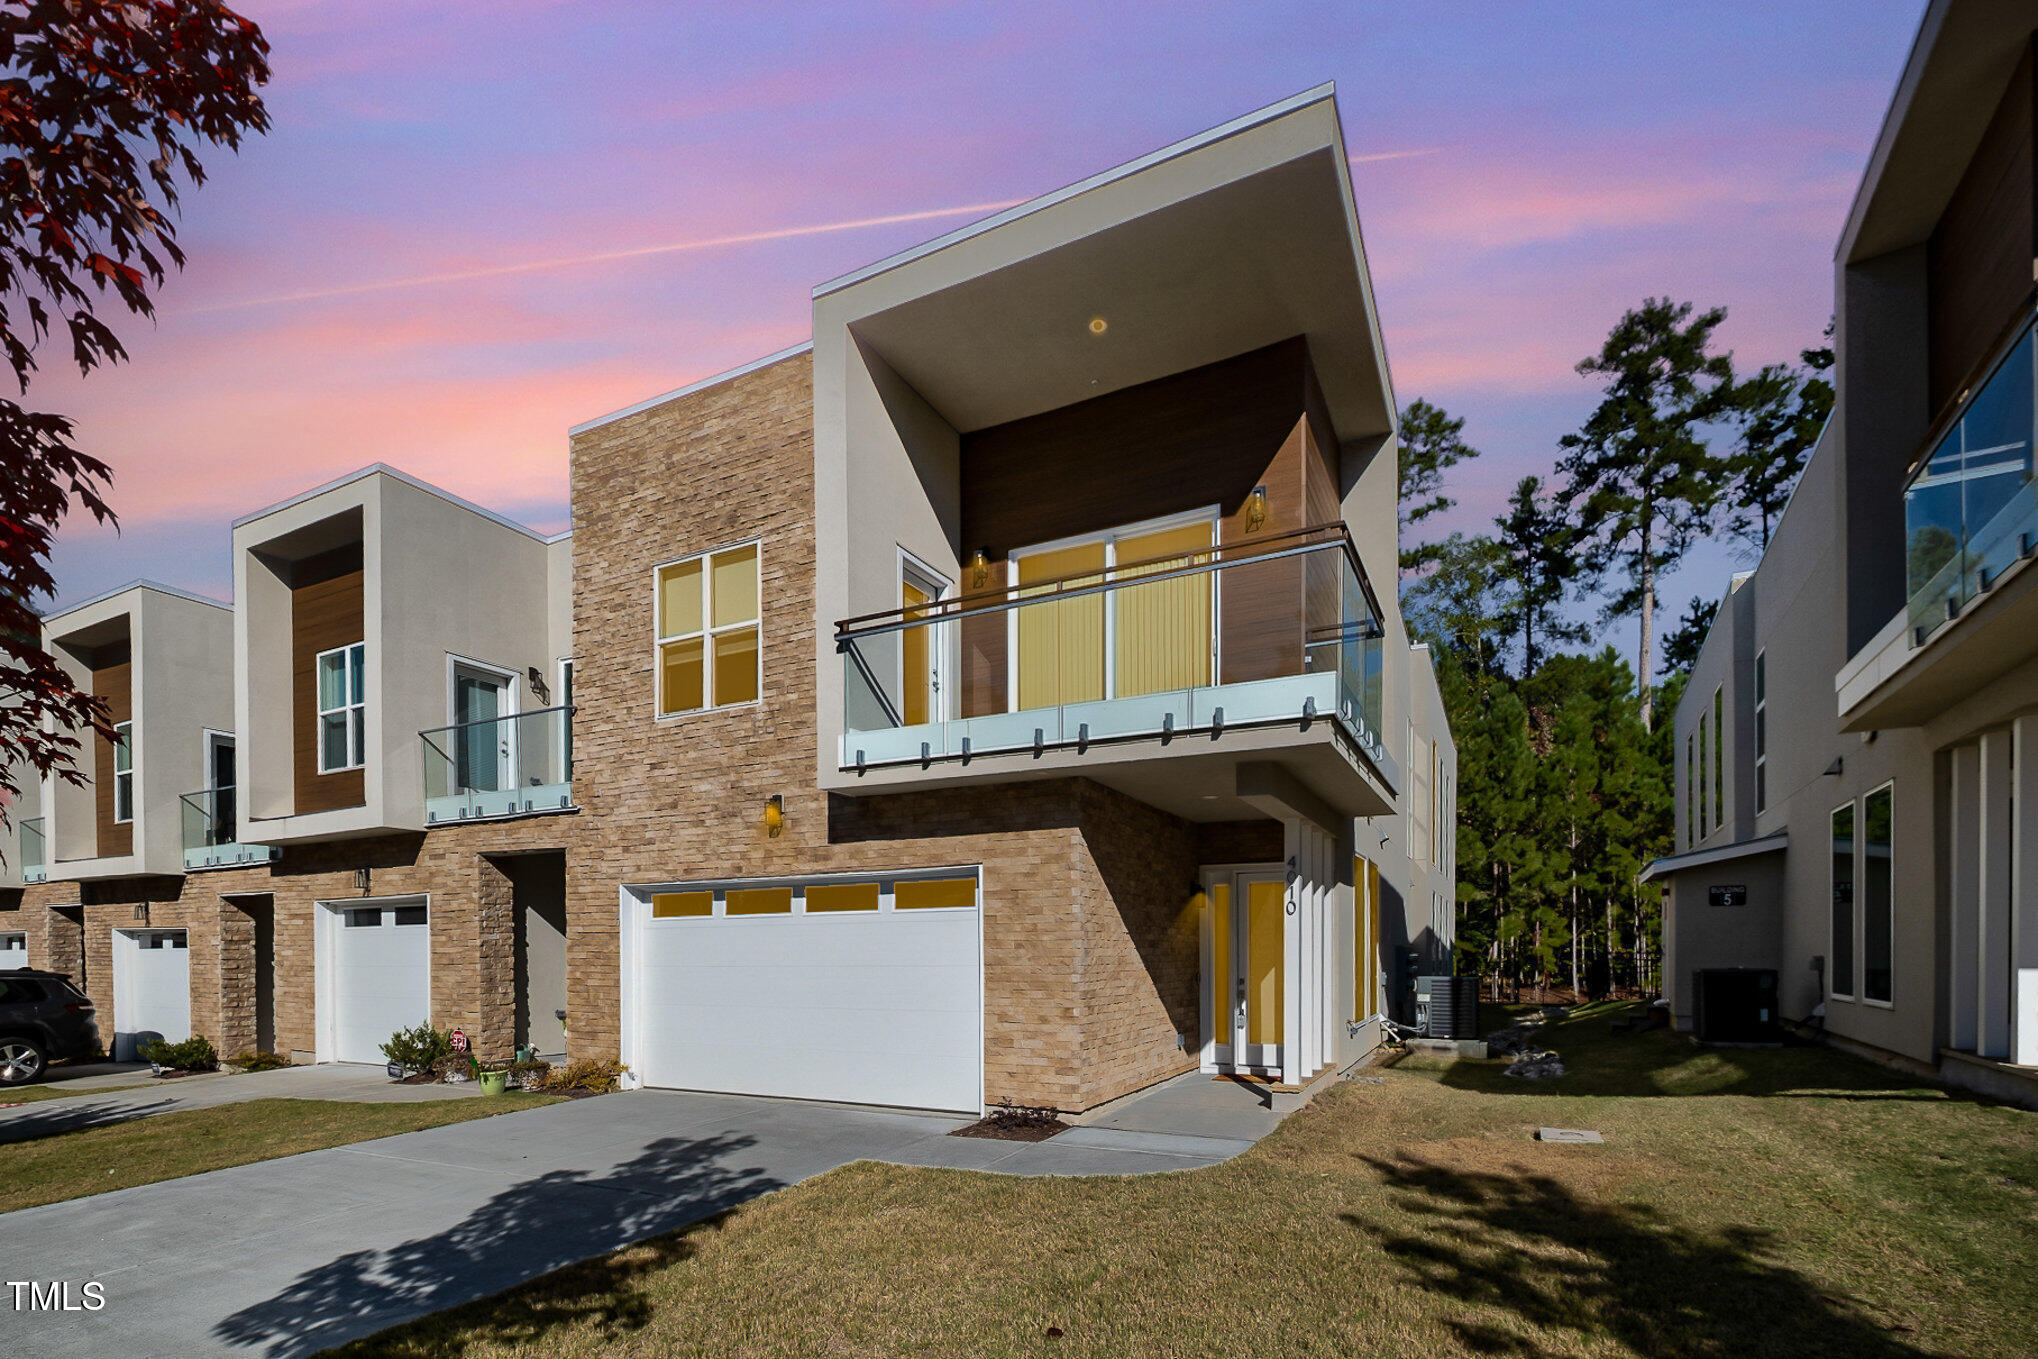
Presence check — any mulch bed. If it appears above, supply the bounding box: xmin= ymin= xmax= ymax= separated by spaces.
xmin=950 ymin=1110 xmax=1069 ymax=1142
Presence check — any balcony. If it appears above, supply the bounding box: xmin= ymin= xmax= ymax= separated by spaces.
xmin=179 ymin=789 xmax=279 ymax=872
xmin=1845 ymin=311 xmax=2038 ymax=728
xmin=833 ymin=523 xmax=1394 ymax=816
xmin=421 ymin=705 xmax=575 ymax=825
xmin=1903 ymin=314 xmax=2037 ymax=642
xmin=21 ymin=817 xmax=45 ymax=885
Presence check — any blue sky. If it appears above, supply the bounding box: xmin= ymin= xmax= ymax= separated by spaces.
xmin=43 ymin=0 xmax=1924 ymax=671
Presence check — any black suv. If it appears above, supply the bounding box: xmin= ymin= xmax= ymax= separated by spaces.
xmin=0 ymin=970 xmax=101 ymax=1086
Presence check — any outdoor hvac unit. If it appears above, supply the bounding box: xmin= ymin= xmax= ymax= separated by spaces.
xmin=1692 ymin=968 xmax=1780 ymax=1044
xmin=1414 ymin=975 xmax=1480 ymax=1040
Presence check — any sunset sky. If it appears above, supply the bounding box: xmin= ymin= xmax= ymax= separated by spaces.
xmin=43 ymin=0 xmax=1924 ymax=664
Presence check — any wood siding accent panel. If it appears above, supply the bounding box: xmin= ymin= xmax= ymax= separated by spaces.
xmin=1929 ymin=43 xmax=2036 ymax=417
xmin=91 ymin=644 xmax=132 ymax=858
xmin=954 ymin=338 xmax=1328 ymax=713
xmin=290 ymin=543 xmax=366 ymax=814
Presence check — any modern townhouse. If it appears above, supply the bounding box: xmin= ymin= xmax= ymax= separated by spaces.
xmin=565 ymin=85 xmax=1457 ymax=1115
xmin=1650 ymin=0 xmax=2038 ymax=1106
xmin=4 ymin=85 xmax=1455 ymax=1116
xmin=4 ymin=468 xmax=575 ymax=1069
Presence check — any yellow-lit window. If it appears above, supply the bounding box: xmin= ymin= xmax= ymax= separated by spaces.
xmin=656 ymin=543 xmax=760 ymax=715
xmin=805 ymin=882 xmax=880 ymax=913
xmin=725 ymin=886 xmax=792 ymax=916
xmin=650 ymin=891 xmax=711 ymax=919
xmin=895 ymin=877 xmax=976 ymax=910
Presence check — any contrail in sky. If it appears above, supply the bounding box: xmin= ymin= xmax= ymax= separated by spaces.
xmin=191 ymin=199 xmax=1027 ymax=313
xmin=194 ymin=149 xmax=1441 ymax=313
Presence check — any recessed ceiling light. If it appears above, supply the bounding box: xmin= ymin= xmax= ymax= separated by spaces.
xmin=1088 ymin=316 xmax=1107 ymax=335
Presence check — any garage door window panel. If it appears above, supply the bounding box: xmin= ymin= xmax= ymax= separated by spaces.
xmin=894 ymin=877 xmax=976 ymax=910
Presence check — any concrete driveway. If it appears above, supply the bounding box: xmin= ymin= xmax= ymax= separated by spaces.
xmin=3 ymin=1083 xmax=1264 ymax=1359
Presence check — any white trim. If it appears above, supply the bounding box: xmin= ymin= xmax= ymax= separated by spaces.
xmin=897 ymin=548 xmax=954 ymax=725
xmin=1830 ymin=798 xmax=1858 ymax=1003
xmin=652 ymin=538 xmax=764 ymax=719
xmin=445 ymin=654 xmax=520 ymax=726
xmin=1640 ymin=831 xmax=1789 ymax=883
xmin=571 ymin=342 xmax=814 ymax=436
xmin=313 ymin=893 xmax=431 ymax=1064
xmin=314 ymin=642 xmax=367 ymax=773
xmin=230 ymin=463 xmax=555 ymax=544
xmin=813 ymin=84 xmax=1337 ymax=298
xmin=1861 ymin=780 xmax=1896 ymax=1009
xmin=1003 ymin=506 xmax=1221 ymax=714
xmin=110 ymin=719 xmax=134 ymax=824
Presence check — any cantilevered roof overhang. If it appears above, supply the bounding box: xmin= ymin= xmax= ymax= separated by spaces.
xmin=1639 ymin=832 xmax=1790 ymax=884
xmin=813 ymin=84 xmax=1396 ymax=442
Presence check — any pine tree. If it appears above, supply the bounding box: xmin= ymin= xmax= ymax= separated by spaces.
xmin=1558 ymin=298 xmax=1737 ymax=730
xmin=1726 ymin=322 xmax=1834 ymax=554
xmin=1495 ymin=475 xmax=1589 ymax=675
xmin=1397 ymin=399 xmax=1481 ymax=571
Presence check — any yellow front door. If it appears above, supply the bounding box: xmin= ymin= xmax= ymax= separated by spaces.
xmin=901 ymin=578 xmax=933 ymax=726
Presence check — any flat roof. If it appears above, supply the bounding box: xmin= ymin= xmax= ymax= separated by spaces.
xmin=231 ymin=462 xmax=560 ymax=545
xmin=44 ymin=578 xmax=231 ymax=622
xmin=569 ymin=341 xmax=813 ymax=437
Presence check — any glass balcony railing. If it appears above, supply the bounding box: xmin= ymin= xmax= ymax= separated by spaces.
xmin=421 ymin=704 xmax=575 ymax=824
xmin=20 ymin=816 xmax=45 ymax=884
xmin=179 ymin=789 xmax=279 ymax=871
xmin=834 ymin=523 xmax=1394 ymax=785
xmin=1904 ymin=314 xmax=2038 ymax=640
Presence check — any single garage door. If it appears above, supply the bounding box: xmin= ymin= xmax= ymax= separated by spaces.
xmin=325 ymin=899 xmax=430 ymax=1064
xmin=112 ymin=928 xmax=190 ymax=1062
xmin=627 ymin=872 xmax=982 ymax=1113
xmin=0 ymin=932 xmax=25 ymax=968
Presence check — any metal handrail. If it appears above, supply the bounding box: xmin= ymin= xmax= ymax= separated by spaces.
xmin=835 ymin=522 xmax=1381 ymax=645
xmin=417 ymin=702 xmax=576 ymax=742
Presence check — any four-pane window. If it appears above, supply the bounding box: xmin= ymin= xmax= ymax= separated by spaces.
xmin=656 ymin=543 xmax=761 ymax=715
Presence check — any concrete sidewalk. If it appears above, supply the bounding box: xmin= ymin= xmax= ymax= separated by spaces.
xmin=0 ymin=1063 xmax=481 ymax=1144
xmin=1 ymin=1080 xmax=1280 ymax=1359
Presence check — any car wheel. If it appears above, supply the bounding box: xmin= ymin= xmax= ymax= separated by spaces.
xmin=0 ymin=1037 xmax=46 ymax=1086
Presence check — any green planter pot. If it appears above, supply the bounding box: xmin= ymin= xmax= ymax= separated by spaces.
xmin=478 ymin=1069 xmax=510 ymax=1097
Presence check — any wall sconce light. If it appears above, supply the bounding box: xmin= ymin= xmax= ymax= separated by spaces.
xmin=763 ymin=794 xmax=784 ymax=837
xmin=969 ymin=548 xmax=991 ymax=591
xmin=1244 ymin=484 xmax=1268 ymax=533
xmin=1088 ymin=316 xmax=1108 ymax=335
xmin=354 ymin=867 xmax=371 ymax=892
xmin=528 ymin=667 xmax=550 ymax=704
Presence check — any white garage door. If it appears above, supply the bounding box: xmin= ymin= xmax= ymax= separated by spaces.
xmin=112 ymin=929 xmax=191 ymax=1062
xmin=627 ymin=873 xmax=982 ymax=1113
xmin=325 ymin=899 xmax=431 ymax=1064
xmin=0 ymin=932 xmax=25 ymax=968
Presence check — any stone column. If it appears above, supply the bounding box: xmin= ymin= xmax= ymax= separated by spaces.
xmin=474 ymin=855 xmax=518 ymax=1062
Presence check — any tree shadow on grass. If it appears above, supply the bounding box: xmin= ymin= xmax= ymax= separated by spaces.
xmin=0 ymin=1094 xmax=179 ymax=1143
xmin=1349 ymin=1153 xmax=1949 ymax=1358
xmin=213 ymin=1131 xmax=783 ymax=1358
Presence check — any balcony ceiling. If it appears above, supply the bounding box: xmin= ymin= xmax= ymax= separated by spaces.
xmin=825 ymin=94 xmax=1393 ymax=442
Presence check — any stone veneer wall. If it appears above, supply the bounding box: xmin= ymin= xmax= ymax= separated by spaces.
xmin=566 ymin=350 xmax=1251 ymax=1111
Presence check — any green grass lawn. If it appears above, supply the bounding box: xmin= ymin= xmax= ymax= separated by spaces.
xmin=335 ymin=1002 xmax=2037 ymax=1359
xmin=0 ymin=1079 xmax=152 ymax=1104
xmin=0 ymin=1094 xmax=561 ymax=1214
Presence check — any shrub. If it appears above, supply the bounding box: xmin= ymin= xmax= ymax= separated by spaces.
xmin=509 ymin=1058 xmax=552 ymax=1091
xmin=380 ymin=1022 xmax=454 ymax=1072
xmin=143 ymin=1034 xmax=218 ymax=1072
xmin=230 ymin=1049 xmax=290 ymax=1072
xmin=542 ymin=1058 xmax=627 ymax=1094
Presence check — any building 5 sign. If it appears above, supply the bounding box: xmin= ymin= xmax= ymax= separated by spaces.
xmin=1708 ymin=885 xmax=1748 ymax=907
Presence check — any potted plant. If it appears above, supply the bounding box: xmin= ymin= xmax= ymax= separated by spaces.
xmin=477 ymin=1067 xmax=509 ymax=1096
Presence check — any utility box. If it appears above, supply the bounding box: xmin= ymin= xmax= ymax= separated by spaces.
xmin=1692 ymin=968 xmax=1780 ymax=1044
xmin=1415 ymin=975 xmax=1480 ymax=1040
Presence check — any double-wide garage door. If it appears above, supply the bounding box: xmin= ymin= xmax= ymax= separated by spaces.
xmin=627 ymin=872 xmax=982 ymax=1113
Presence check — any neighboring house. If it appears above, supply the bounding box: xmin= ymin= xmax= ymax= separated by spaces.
xmin=1 ymin=472 xmax=575 ymax=1067
xmin=0 ymin=84 xmax=1456 ymax=1115
xmin=1649 ymin=1 xmax=2038 ymax=1107
xmin=568 ymin=84 xmax=1456 ymax=1114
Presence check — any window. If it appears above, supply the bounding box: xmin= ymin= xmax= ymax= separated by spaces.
xmin=558 ymin=658 xmax=575 ymax=778
xmin=1698 ymin=713 xmax=1709 ymax=839
xmin=1753 ymin=652 xmax=1767 ymax=814
xmin=1830 ymin=802 xmax=1856 ymax=999
xmin=393 ymin=905 xmax=428 ymax=926
xmin=1712 ymin=686 xmax=1725 ymax=829
xmin=317 ymin=642 xmax=367 ymax=772
xmin=650 ymin=891 xmax=710 ymax=919
xmin=1862 ymin=785 xmax=1893 ymax=1004
xmin=806 ymin=881 xmax=880 ymax=913
xmin=725 ymin=886 xmax=792 ymax=916
xmin=895 ymin=877 xmax=976 ymax=910
xmin=206 ymin=731 xmax=236 ymax=844
xmin=656 ymin=543 xmax=760 ymax=715
xmin=1686 ymin=734 xmax=1696 ymax=847
xmin=0 ymin=978 xmax=46 ymax=1003
xmin=112 ymin=720 xmax=133 ymax=823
